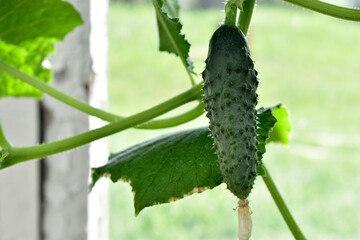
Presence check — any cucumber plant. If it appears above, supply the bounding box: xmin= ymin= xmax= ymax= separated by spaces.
xmin=1 ymin=0 xmax=360 ymax=239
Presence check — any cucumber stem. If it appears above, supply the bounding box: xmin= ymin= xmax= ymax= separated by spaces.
xmin=262 ymin=165 xmax=306 ymax=240
xmin=0 ymin=60 xmax=121 ymax=122
xmin=0 ymin=83 xmax=203 ymax=169
xmin=0 ymin=122 xmax=12 ymax=149
xmin=138 ymin=101 xmax=205 ymax=129
xmin=0 ymin=60 xmax=204 ymax=129
xmin=225 ymin=0 xmax=238 ymax=25
xmin=283 ymin=0 xmax=360 ymax=21
xmin=237 ymin=0 xmax=256 ymax=36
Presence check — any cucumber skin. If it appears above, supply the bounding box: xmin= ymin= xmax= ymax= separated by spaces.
xmin=202 ymin=25 xmax=258 ymax=199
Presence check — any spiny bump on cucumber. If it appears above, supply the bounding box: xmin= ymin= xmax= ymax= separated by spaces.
xmin=202 ymin=24 xmax=259 ymax=199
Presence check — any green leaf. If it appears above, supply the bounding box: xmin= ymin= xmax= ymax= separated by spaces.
xmin=269 ymin=105 xmax=291 ymax=145
xmin=256 ymin=105 xmax=279 ymax=175
xmin=91 ymin=128 xmax=223 ymax=215
xmin=255 ymin=104 xmax=291 ymax=175
xmin=0 ymin=38 xmax=54 ymax=98
xmin=154 ymin=0 xmax=193 ymax=72
xmin=0 ymin=0 xmax=83 ymax=98
xmin=162 ymin=0 xmax=180 ymax=18
xmin=0 ymin=0 xmax=83 ymax=44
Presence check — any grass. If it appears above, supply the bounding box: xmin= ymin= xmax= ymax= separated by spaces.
xmin=107 ymin=2 xmax=360 ymax=239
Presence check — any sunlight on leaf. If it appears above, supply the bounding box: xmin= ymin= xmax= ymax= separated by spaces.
xmin=269 ymin=105 xmax=291 ymax=145
xmin=0 ymin=0 xmax=83 ymax=98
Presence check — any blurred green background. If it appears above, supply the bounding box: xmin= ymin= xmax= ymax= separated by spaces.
xmin=106 ymin=1 xmax=360 ymax=239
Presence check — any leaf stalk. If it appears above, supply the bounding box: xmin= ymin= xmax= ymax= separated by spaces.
xmin=262 ymin=165 xmax=306 ymax=240
xmin=0 ymin=60 xmax=204 ymax=129
xmin=237 ymin=0 xmax=256 ymax=36
xmin=0 ymin=121 xmax=12 ymax=149
xmin=225 ymin=0 xmax=239 ymax=25
xmin=137 ymin=101 xmax=205 ymax=129
xmin=0 ymin=60 xmax=121 ymax=122
xmin=283 ymin=0 xmax=360 ymax=21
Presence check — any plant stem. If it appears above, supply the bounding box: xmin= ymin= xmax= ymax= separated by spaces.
xmin=137 ymin=101 xmax=205 ymax=129
xmin=283 ymin=0 xmax=360 ymax=21
xmin=151 ymin=0 xmax=196 ymax=86
xmin=0 ymin=122 xmax=12 ymax=149
xmin=262 ymin=165 xmax=306 ymax=240
xmin=225 ymin=0 xmax=238 ymax=25
xmin=237 ymin=0 xmax=256 ymax=36
xmin=0 ymin=83 xmax=203 ymax=169
xmin=0 ymin=60 xmax=121 ymax=122
xmin=0 ymin=60 xmax=205 ymax=129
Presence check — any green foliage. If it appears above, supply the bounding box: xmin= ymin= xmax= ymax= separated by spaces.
xmin=0 ymin=0 xmax=83 ymax=98
xmin=91 ymin=128 xmax=223 ymax=215
xmin=0 ymin=0 xmax=82 ymax=44
xmin=162 ymin=0 xmax=180 ymax=18
xmin=0 ymin=38 xmax=54 ymax=98
xmin=256 ymin=105 xmax=278 ymax=174
xmin=2 ymin=0 xmax=360 ymax=238
xmin=154 ymin=0 xmax=194 ymax=72
xmin=106 ymin=4 xmax=360 ymax=239
xmin=268 ymin=105 xmax=291 ymax=144
xmin=256 ymin=105 xmax=291 ymax=175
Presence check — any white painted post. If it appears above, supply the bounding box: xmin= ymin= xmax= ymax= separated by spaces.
xmin=0 ymin=99 xmax=40 ymax=240
xmin=88 ymin=0 xmax=109 ymax=240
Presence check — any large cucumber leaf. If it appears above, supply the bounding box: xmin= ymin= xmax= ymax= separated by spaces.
xmin=91 ymin=128 xmax=222 ymax=215
xmin=0 ymin=0 xmax=83 ymax=98
xmin=91 ymin=105 xmax=291 ymax=215
xmin=153 ymin=0 xmax=193 ymax=72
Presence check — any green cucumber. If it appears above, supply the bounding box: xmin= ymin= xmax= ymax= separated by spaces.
xmin=202 ymin=24 xmax=258 ymax=199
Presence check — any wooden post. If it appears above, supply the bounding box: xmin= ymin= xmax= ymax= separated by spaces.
xmin=41 ymin=1 xmax=91 ymax=239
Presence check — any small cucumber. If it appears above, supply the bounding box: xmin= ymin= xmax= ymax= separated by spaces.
xmin=202 ymin=24 xmax=258 ymax=199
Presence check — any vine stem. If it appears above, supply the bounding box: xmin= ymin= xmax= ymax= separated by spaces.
xmin=0 ymin=60 xmax=120 ymax=122
xmin=138 ymin=102 xmax=205 ymax=129
xmin=262 ymin=165 xmax=306 ymax=240
xmin=151 ymin=0 xmax=196 ymax=86
xmin=0 ymin=60 xmax=204 ymax=129
xmin=0 ymin=122 xmax=12 ymax=149
xmin=224 ymin=0 xmax=238 ymax=25
xmin=237 ymin=0 xmax=256 ymax=36
xmin=0 ymin=83 xmax=203 ymax=169
xmin=283 ymin=0 xmax=360 ymax=21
